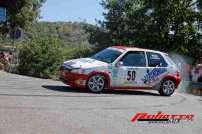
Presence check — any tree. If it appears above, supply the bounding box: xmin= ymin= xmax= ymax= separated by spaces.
xmin=0 ymin=0 xmax=45 ymax=36
xmin=84 ymin=24 xmax=112 ymax=51
xmin=96 ymin=0 xmax=202 ymax=58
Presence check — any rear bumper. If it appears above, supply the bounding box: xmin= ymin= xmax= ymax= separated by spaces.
xmin=175 ymin=76 xmax=181 ymax=88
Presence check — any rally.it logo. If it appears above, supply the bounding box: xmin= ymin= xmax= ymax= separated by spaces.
xmin=131 ymin=112 xmax=194 ymax=124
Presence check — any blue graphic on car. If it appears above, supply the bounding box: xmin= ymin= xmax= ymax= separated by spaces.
xmin=142 ymin=68 xmax=167 ymax=84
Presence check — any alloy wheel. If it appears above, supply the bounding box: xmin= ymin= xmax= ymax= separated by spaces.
xmin=87 ymin=74 xmax=105 ymax=92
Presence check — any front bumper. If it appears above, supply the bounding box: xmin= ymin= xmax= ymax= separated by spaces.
xmin=59 ymin=70 xmax=88 ymax=88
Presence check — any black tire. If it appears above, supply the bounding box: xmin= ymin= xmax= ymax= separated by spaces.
xmin=87 ymin=74 xmax=106 ymax=93
xmin=159 ymin=79 xmax=176 ymax=96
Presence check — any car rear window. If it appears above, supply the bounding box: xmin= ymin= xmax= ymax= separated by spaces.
xmin=147 ymin=52 xmax=168 ymax=67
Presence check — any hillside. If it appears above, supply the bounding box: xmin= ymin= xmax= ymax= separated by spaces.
xmin=29 ymin=21 xmax=91 ymax=47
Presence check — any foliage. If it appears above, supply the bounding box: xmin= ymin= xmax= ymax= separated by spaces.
xmin=29 ymin=22 xmax=89 ymax=45
xmin=63 ymin=42 xmax=94 ymax=59
xmin=0 ymin=0 xmax=45 ymax=36
xmin=17 ymin=22 xmax=94 ymax=78
xmin=27 ymin=22 xmax=94 ymax=59
xmin=84 ymin=24 xmax=112 ymax=51
xmin=88 ymin=0 xmax=202 ymax=59
xmin=18 ymin=35 xmax=63 ymax=79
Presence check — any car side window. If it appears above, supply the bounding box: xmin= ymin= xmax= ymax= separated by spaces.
xmin=147 ymin=52 xmax=168 ymax=67
xmin=120 ymin=51 xmax=146 ymax=67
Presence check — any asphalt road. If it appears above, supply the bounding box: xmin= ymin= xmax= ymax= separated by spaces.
xmin=0 ymin=71 xmax=201 ymax=134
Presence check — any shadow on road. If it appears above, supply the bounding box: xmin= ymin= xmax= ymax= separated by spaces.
xmin=42 ymin=85 xmax=86 ymax=93
xmin=42 ymin=85 xmax=161 ymax=96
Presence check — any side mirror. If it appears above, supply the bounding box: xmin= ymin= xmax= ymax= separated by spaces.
xmin=116 ymin=61 xmax=123 ymax=67
xmin=156 ymin=63 xmax=163 ymax=67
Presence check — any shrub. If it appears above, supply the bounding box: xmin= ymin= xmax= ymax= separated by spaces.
xmin=18 ymin=35 xmax=63 ymax=79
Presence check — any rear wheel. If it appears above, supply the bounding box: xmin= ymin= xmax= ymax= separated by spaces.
xmin=159 ymin=79 xmax=176 ymax=96
xmin=87 ymin=74 xmax=106 ymax=93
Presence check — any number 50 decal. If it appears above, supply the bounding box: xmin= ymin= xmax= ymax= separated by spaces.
xmin=127 ymin=71 xmax=136 ymax=81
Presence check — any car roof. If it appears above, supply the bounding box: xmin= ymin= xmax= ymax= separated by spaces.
xmin=111 ymin=46 xmax=167 ymax=55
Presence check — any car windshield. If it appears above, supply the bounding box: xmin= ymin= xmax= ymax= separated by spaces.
xmin=91 ymin=48 xmax=122 ymax=63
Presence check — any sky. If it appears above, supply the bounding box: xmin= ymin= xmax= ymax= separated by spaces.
xmin=40 ymin=0 xmax=105 ymax=24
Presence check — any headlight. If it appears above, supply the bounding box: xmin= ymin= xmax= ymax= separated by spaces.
xmin=61 ymin=62 xmax=83 ymax=73
xmin=63 ymin=65 xmax=73 ymax=70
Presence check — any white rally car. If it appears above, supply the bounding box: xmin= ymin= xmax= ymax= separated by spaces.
xmin=60 ymin=46 xmax=181 ymax=96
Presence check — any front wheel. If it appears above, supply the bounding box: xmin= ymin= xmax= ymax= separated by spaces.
xmin=87 ymin=74 xmax=106 ymax=93
xmin=159 ymin=80 xmax=176 ymax=96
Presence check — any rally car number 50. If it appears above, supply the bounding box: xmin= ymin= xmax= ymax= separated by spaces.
xmin=60 ymin=46 xmax=181 ymax=96
xmin=127 ymin=71 xmax=136 ymax=81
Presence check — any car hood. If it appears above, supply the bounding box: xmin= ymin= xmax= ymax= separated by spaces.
xmin=63 ymin=58 xmax=109 ymax=69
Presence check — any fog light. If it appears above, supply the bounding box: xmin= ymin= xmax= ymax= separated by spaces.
xmin=75 ymin=79 xmax=86 ymax=85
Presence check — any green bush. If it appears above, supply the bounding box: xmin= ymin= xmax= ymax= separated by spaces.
xmin=18 ymin=35 xmax=64 ymax=79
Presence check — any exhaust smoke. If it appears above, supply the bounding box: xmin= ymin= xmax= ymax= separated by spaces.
xmin=169 ymin=53 xmax=192 ymax=93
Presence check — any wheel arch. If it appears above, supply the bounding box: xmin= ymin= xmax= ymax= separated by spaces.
xmin=159 ymin=76 xmax=177 ymax=96
xmin=161 ymin=75 xmax=178 ymax=88
xmin=87 ymin=71 xmax=111 ymax=89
